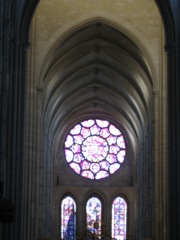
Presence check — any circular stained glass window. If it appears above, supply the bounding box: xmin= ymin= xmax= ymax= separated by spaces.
xmin=64 ymin=119 xmax=126 ymax=180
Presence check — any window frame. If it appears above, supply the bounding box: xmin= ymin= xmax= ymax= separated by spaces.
xmin=60 ymin=194 xmax=77 ymax=240
xmin=111 ymin=195 xmax=128 ymax=240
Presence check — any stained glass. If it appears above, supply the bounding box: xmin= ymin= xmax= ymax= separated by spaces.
xmin=64 ymin=119 xmax=126 ymax=180
xmin=61 ymin=196 xmax=76 ymax=240
xmin=112 ymin=197 xmax=127 ymax=240
xmin=86 ymin=197 xmax=102 ymax=239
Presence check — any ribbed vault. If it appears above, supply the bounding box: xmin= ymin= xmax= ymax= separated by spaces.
xmin=41 ymin=20 xmax=153 ymax=158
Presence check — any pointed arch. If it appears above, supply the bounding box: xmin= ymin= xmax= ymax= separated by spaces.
xmin=11 ymin=0 xmax=178 ymax=239
xmin=86 ymin=196 xmax=102 ymax=237
xmin=60 ymin=195 xmax=77 ymax=239
xmin=111 ymin=196 xmax=128 ymax=240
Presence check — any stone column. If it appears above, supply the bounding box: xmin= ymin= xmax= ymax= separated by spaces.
xmin=165 ymin=41 xmax=180 ymax=239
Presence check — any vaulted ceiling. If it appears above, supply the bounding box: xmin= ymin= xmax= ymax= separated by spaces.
xmin=41 ymin=21 xmax=153 ymax=155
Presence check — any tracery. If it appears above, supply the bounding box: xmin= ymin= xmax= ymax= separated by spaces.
xmin=64 ymin=119 xmax=126 ymax=179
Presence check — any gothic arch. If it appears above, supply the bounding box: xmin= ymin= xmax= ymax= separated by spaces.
xmin=34 ymin=18 xmax=154 ymax=239
xmin=26 ymin=2 xmax=167 ymax=239
xmin=2 ymin=1 xmax=177 ymax=240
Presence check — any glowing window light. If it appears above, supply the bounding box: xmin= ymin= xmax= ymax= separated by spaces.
xmin=112 ymin=197 xmax=127 ymax=240
xmin=61 ymin=196 xmax=76 ymax=240
xmin=64 ymin=119 xmax=126 ymax=180
xmin=86 ymin=197 xmax=102 ymax=238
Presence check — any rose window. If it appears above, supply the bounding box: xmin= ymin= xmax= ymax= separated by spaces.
xmin=64 ymin=119 xmax=126 ymax=179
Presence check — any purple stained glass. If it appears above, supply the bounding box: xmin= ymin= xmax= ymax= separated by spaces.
xmin=107 ymin=154 xmax=116 ymax=164
xmin=90 ymin=124 xmax=100 ymax=135
xmin=82 ymin=170 xmax=94 ymax=179
xmin=70 ymin=124 xmax=81 ymax=134
xmin=90 ymin=163 xmax=100 ymax=173
xmin=74 ymin=153 xmax=83 ymax=163
xmin=70 ymin=162 xmax=81 ymax=174
xmin=65 ymin=135 xmax=73 ymax=148
xmin=65 ymin=150 xmax=73 ymax=162
xmin=71 ymin=144 xmax=80 ymax=154
xmin=82 ymin=119 xmax=94 ymax=127
xmin=64 ymin=119 xmax=126 ymax=179
xmin=110 ymin=163 xmax=120 ymax=174
xmin=109 ymin=125 xmax=121 ymax=136
xmin=61 ymin=196 xmax=76 ymax=240
xmin=82 ymin=136 xmax=108 ymax=162
xmin=96 ymin=119 xmax=109 ymax=128
xmin=112 ymin=197 xmax=127 ymax=240
xmin=100 ymin=161 xmax=109 ymax=171
xmin=81 ymin=160 xmax=91 ymax=170
xmin=74 ymin=135 xmax=84 ymax=144
xmin=100 ymin=128 xmax=110 ymax=138
xmin=96 ymin=171 xmax=109 ymax=179
xmin=86 ymin=197 xmax=102 ymax=237
xmin=81 ymin=127 xmax=91 ymax=138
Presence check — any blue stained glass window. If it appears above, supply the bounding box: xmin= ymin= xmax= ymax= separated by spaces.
xmin=61 ymin=196 xmax=76 ymax=240
xmin=86 ymin=197 xmax=102 ymax=239
xmin=64 ymin=119 xmax=126 ymax=180
xmin=112 ymin=197 xmax=127 ymax=240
